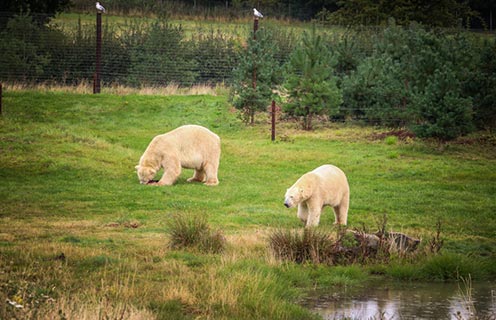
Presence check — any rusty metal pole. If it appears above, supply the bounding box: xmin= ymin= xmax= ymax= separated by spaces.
xmin=0 ymin=83 xmax=2 ymax=115
xmin=253 ymin=16 xmax=259 ymax=39
xmin=94 ymin=12 xmax=102 ymax=94
xmin=271 ymin=100 xmax=276 ymax=141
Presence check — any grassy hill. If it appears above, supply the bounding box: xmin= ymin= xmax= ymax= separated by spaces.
xmin=1 ymin=91 xmax=495 ymax=319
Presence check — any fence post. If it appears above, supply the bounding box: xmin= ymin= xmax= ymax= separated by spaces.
xmin=271 ymin=100 xmax=276 ymax=141
xmin=94 ymin=12 xmax=102 ymax=94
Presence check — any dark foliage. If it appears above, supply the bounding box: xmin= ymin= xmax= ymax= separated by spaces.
xmin=283 ymin=25 xmax=342 ymax=130
xmin=0 ymin=0 xmax=71 ymax=27
xmin=0 ymin=11 xmax=495 ymax=139
xmin=465 ymin=39 xmax=496 ymax=130
xmin=193 ymin=30 xmax=239 ymax=84
xmin=318 ymin=0 xmax=477 ymax=28
xmin=340 ymin=23 xmax=483 ymax=139
xmin=230 ymin=27 xmax=281 ymax=124
xmin=128 ymin=19 xmax=197 ymax=86
xmin=66 ymin=0 xmax=496 ymax=29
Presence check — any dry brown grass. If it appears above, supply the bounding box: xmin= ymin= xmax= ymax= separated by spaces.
xmin=3 ymin=81 xmax=228 ymax=96
xmin=18 ymin=297 xmax=156 ymax=320
xmin=223 ymin=229 xmax=269 ymax=261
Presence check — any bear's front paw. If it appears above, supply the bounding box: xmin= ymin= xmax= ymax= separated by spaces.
xmin=204 ymin=180 xmax=219 ymax=186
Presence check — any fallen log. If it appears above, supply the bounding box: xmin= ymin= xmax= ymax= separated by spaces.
xmin=347 ymin=230 xmax=420 ymax=252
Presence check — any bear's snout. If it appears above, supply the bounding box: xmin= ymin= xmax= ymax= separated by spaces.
xmin=284 ymin=200 xmax=293 ymax=208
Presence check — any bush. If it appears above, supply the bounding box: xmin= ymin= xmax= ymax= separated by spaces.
xmin=465 ymin=39 xmax=496 ymax=130
xmin=167 ymin=213 xmax=225 ymax=254
xmin=0 ymin=14 xmax=51 ymax=82
xmin=341 ymin=56 xmax=411 ymax=126
xmin=268 ymin=228 xmax=336 ymax=264
xmin=283 ymin=25 xmax=342 ymax=130
xmin=192 ymin=30 xmax=239 ymax=84
xmin=419 ymin=253 xmax=483 ymax=280
xmin=340 ymin=23 xmax=481 ymax=139
xmin=410 ymin=67 xmax=474 ymax=140
xmin=127 ymin=19 xmax=197 ymax=86
xmin=230 ymin=27 xmax=280 ymax=124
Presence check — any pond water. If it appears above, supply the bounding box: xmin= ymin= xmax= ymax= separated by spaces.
xmin=301 ymin=281 xmax=496 ymax=320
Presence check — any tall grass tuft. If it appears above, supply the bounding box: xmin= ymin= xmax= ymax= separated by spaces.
xmin=167 ymin=213 xmax=226 ymax=254
xmin=456 ymin=275 xmax=476 ymax=319
xmin=269 ymin=216 xmax=425 ymax=266
xmin=268 ymin=228 xmax=339 ymax=265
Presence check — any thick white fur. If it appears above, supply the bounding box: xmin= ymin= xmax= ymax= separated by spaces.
xmin=136 ymin=125 xmax=221 ymax=186
xmin=284 ymin=164 xmax=350 ymax=227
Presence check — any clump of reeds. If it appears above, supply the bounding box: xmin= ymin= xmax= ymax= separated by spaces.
xmin=268 ymin=228 xmax=341 ymax=265
xmin=167 ymin=213 xmax=226 ymax=254
xmin=455 ymin=274 xmax=476 ymax=320
xmin=268 ymin=214 xmax=428 ymax=266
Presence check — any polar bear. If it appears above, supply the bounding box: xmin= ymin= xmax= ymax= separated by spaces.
xmin=135 ymin=125 xmax=221 ymax=186
xmin=284 ymin=164 xmax=349 ymax=227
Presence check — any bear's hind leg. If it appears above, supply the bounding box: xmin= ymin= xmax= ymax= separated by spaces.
xmin=333 ymin=201 xmax=348 ymax=225
xmin=333 ymin=195 xmax=349 ymax=225
xmin=187 ymin=169 xmax=205 ymax=183
xmin=203 ymin=162 xmax=219 ymax=186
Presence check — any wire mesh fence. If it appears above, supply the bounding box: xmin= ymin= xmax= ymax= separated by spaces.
xmin=0 ymin=11 xmax=297 ymax=89
xmin=1 ymin=10 xmax=495 ymax=137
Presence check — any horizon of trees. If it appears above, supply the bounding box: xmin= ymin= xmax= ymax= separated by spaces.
xmin=66 ymin=0 xmax=496 ymax=29
xmin=1 ymin=0 xmax=495 ymax=29
xmin=0 ymin=1 xmax=495 ymax=139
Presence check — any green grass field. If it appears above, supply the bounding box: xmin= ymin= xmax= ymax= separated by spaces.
xmin=51 ymin=12 xmax=313 ymax=40
xmin=1 ymin=91 xmax=495 ymax=319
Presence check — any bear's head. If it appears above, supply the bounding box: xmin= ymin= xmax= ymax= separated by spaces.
xmin=284 ymin=185 xmax=311 ymax=208
xmin=135 ymin=165 xmax=157 ymax=184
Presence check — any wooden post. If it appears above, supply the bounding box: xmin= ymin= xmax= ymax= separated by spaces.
xmin=94 ymin=12 xmax=102 ymax=94
xmin=271 ymin=100 xmax=276 ymax=141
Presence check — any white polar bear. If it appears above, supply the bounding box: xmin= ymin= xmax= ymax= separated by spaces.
xmin=135 ymin=125 xmax=221 ymax=186
xmin=284 ymin=164 xmax=350 ymax=227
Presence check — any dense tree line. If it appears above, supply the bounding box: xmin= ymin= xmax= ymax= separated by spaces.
xmin=0 ymin=1 xmax=495 ymax=140
xmin=0 ymin=14 xmax=241 ymax=86
xmin=63 ymin=0 xmax=496 ymax=28
xmin=230 ymin=22 xmax=495 ymax=138
xmin=2 ymin=0 xmax=494 ymax=28
xmin=0 ymin=0 xmax=70 ymax=28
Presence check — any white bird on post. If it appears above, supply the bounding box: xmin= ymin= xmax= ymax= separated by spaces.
xmin=96 ymin=2 xmax=106 ymax=13
xmin=253 ymin=8 xmax=263 ymax=19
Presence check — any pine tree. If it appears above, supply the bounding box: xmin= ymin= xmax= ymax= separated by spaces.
xmin=283 ymin=25 xmax=342 ymax=130
xmin=230 ymin=28 xmax=280 ymax=124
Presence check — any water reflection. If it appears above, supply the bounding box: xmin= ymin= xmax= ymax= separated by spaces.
xmin=303 ymin=282 xmax=496 ymax=320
